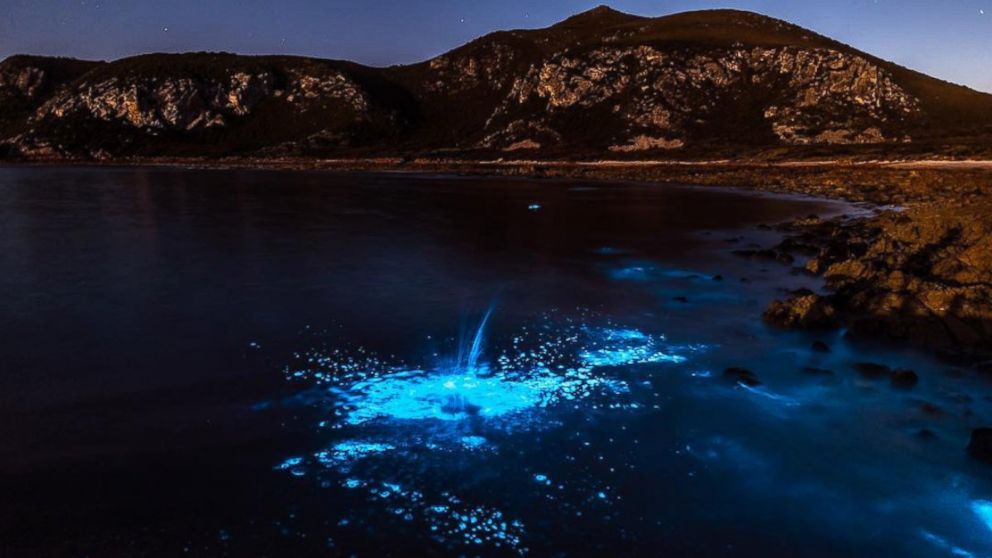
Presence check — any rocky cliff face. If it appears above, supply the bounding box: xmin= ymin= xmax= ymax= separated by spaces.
xmin=33 ymin=67 xmax=375 ymax=132
xmin=0 ymin=54 xmax=415 ymax=158
xmin=0 ymin=64 xmax=48 ymax=101
xmin=479 ymin=46 xmax=920 ymax=151
xmin=1 ymin=7 xmax=990 ymax=160
xmin=35 ymin=71 xmax=275 ymax=130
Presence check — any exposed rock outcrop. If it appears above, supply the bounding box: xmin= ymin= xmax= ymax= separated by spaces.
xmin=482 ymin=46 xmax=921 ymax=150
xmin=763 ymin=290 xmax=840 ymax=330
xmin=35 ymin=71 xmax=275 ymax=130
xmin=0 ymin=64 xmax=47 ymax=100
xmin=770 ymin=199 xmax=992 ymax=360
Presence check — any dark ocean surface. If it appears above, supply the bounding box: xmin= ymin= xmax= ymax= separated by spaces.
xmin=1 ymin=167 xmax=990 ymax=557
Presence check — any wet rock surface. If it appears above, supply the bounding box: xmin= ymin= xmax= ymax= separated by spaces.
xmin=769 ymin=197 xmax=992 ymax=363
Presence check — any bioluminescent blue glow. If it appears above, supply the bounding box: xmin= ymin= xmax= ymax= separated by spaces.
xmin=579 ymin=344 xmax=686 ymax=368
xmin=460 ymin=435 xmax=488 ymax=449
xmin=271 ymin=311 xmax=702 ymax=553
xmin=608 ymin=262 xmax=704 ymax=282
xmin=972 ymin=501 xmax=992 ymax=533
xmin=315 ymin=441 xmax=396 ymax=469
xmin=920 ymin=530 xmax=978 ymax=558
xmin=339 ymin=478 xmax=526 ymax=552
xmin=463 ymin=303 xmax=494 ymax=373
xmin=337 ymin=369 xmax=618 ymax=425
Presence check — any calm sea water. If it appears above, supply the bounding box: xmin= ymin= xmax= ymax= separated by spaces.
xmin=1 ymin=167 xmax=991 ymax=557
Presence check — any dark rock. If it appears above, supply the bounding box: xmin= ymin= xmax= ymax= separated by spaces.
xmin=801 ymin=367 xmax=833 ymax=375
xmin=852 ymin=362 xmax=891 ymax=379
xmin=811 ymin=340 xmax=831 ymax=352
xmin=673 ymin=296 xmax=689 ymax=303
xmin=967 ymin=428 xmax=992 ymax=463
xmin=915 ymin=429 xmax=937 ymax=441
xmin=723 ymin=367 xmax=761 ymax=386
xmin=890 ymin=369 xmax=919 ymax=388
xmin=919 ymin=402 xmax=944 ymax=416
xmin=712 ymin=274 xmax=724 ymax=281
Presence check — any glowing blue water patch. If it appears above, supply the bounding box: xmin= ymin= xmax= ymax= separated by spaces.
xmin=274 ymin=456 xmax=307 ymax=477
xmin=600 ymin=328 xmax=649 ymax=342
xmin=608 ymin=262 xmax=701 ymax=282
xmin=345 ymin=479 xmax=526 ymax=553
xmin=972 ymin=500 xmax=992 ymax=533
xmin=579 ymin=346 xmax=686 ymax=367
xmin=337 ymin=368 xmax=626 ymax=426
xmin=271 ymin=313 xmax=706 ymax=552
xmin=527 ymin=203 xmax=541 ymax=211
xmin=578 ymin=327 xmax=689 ymax=368
xmin=460 ymin=436 xmax=488 ymax=449
xmin=282 ymin=345 xmax=394 ymax=386
xmin=609 ymin=265 xmax=655 ymax=281
xmin=920 ymin=530 xmax=977 ymax=558
xmin=315 ymin=441 xmax=396 ymax=467
xmin=275 ymin=456 xmax=303 ymax=469
xmin=738 ymin=385 xmax=800 ymax=407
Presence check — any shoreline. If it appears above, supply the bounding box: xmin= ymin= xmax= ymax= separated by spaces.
xmin=5 ymin=155 xmax=992 ymax=203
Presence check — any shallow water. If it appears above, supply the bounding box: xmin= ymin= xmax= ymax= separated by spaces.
xmin=1 ymin=167 xmax=991 ymax=557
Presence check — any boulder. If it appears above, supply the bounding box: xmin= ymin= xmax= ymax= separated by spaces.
xmin=764 ymin=292 xmax=840 ymax=330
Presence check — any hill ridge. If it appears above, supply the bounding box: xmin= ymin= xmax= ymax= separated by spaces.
xmin=2 ymin=7 xmax=990 ymax=160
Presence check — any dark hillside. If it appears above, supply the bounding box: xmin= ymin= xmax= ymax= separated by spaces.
xmin=2 ymin=6 xmax=990 ymax=160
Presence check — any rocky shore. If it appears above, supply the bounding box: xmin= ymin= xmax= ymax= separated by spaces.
xmin=764 ymin=199 xmax=992 ymax=363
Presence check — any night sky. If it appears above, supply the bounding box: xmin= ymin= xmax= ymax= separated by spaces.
xmin=2 ymin=0 xmax=990 ymax=92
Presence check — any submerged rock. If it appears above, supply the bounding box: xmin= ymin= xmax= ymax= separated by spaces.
xmin=723 ymin=367 xmax=762 ymax=387
xmin=967 ymin=428 xmax=992 ymax=464
xmin=890 ymin=369 xmax=919 ymax=389
xmin=916 ymin=428 xmax=938 ymax=441
xmin=811 ymin=340 xmax=831 ymax=352
xmin=852 ymin=362 xmax=891 ymax=379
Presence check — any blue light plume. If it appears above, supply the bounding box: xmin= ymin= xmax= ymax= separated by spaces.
xmin=271 ymin=310 xmax=703 ymax=553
